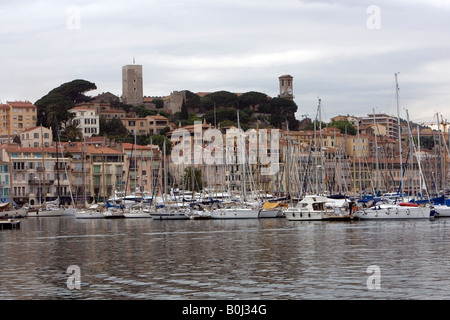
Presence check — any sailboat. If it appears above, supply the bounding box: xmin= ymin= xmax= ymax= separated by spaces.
xmin=209 ymin=111 xmax=261 ymax=219
xmin=75 ymin=140 xmax=105 ymax=219
xmin=147 ymin=139 xmax=190 ymax=220
xmin=284 ymin=99 xmax=332 ymax=221
xmin=122 ymin=137 xmax=152 ymax=218
xmin=27 ymin=127 xmax=64 ymax=217
xmin=354 ymin=74 xmax=432 ymax=220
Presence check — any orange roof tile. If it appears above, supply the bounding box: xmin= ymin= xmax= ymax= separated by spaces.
xmin=7 ymin=101 xmax=36 ymax=108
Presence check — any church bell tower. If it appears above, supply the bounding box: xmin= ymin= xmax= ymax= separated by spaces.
xmin=278 ymin=75 xmax=294 ymax=100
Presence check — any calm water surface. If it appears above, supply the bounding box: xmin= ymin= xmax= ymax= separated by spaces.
xmin=1 ymin=216 xmax=450 ymax=300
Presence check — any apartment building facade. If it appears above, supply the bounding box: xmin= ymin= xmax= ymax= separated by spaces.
xmin=0 ymin=101 xmax=37 ymax=136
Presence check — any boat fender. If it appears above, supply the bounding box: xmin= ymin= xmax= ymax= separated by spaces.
xmin=308 ymin=213 xmax=311 ymax=217
xmin=300 ymin=213 xmax=302 ymax=217
xmin=353 ymin=206 xmax=358 ymax=213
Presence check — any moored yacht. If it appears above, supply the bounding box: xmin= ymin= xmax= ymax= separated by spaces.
xmin=284 ymin=195 xmax=332 ymax=221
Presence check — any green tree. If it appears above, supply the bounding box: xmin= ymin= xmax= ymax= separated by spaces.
xmin=305 ymin=120 xmax=328 ymax=131
xmin=238 ymin=91 xmax=270 ymax=111
xmin=268 ymin=98 xmax=299 ymax=130
xmin=184 ymin=91 xmax=202 ymax=111
xmin=180 ymin=98 xmax=189 ymax=120
xmin=329 ymin=120 xmax=357 ymax=135
xmin=147 ymin=134 xmax=172 ymax=155
xmin=204 ymin=91 xmax=239 ymax=108
xmin=35 ymin=79 xmax=97 ymax=137
xmin=100 ymin=117 xmax=128 ymax=137
xmin=203 ymin=107 xmax=251 ymax=125
xmin=181 ymin=167 xmax=203 ymax=192
xmin=152 ymin=98 xmax=164 ymax=109
xmin=63 ymin=123 xmax=83 ymax=142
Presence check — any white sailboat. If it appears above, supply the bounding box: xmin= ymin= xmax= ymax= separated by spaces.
xmin=0 ymin=202 xmax=26 ymax=218
xmin=27 ymin=127 xmax=63 ymax=217
xmin=75 ymin=140 xmax=105 ymax=219
xmin=209 ymin=200 xmax=261 ymax=219
xmin=149 ymin=203 xmax=190 ymax=220
xmin=75 ymin=203 xmax=106 ymax=219
xmin=209 ymin=111 xmax=261 ymax=219
xmin=354 ymin=74 xmax=432 ymax=220
xmin=434 ymin=205 xmax=450 ymax=217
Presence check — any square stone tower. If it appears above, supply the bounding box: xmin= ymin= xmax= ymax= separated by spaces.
xmin=122 ymin=64 xmax=143 ymax=106
xmin=278 ymin=74 xmax=294 ymax=100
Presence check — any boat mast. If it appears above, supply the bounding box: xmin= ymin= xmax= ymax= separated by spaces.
xmin=41 ymin=126 xmax=47 ymax=209
xmin=7 ymin=143 xmax=14 ymax=210
xmin=395 ymin=72 xmax=404 ymax=201
xmin=373 ymin=109 xmax=380 ymax=193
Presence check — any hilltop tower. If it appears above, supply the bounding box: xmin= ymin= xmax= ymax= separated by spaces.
xmin=278 ymin=74 xmax=294 ymax=100
xmin=122 ymin=63 xmax=143 ymax=106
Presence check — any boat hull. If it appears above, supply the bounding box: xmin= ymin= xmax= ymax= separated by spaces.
xmin=258 ymin=209 xmax=283 ymax=218
xmin=284 ymin=209 xmax=328 ymax=221
xmin=354 ymin=205 xmax=432 ymax=220
xmin=123 ymin=211 xmax=152 ymax=218
xmin=209 ymin=208 xmax=260 ymax=219
xmin=75 ymin=211 xmax=105 ymax=219
xmin=150 ymin=212 xmax=189 ymax=220
xmin=27 ymin=208 xmax=64 ymax=217
xmin=434 ymin=205 xmax=450 ymax=217
xmin=0 ymin=208 xmax=27 ymax=218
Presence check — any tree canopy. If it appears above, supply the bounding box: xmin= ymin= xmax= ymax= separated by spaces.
xmin=329 ymin=120 xmax=357 ymax=135
xmin=35 ymin=79 xmax=97 ymax=137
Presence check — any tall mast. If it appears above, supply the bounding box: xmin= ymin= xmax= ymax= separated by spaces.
xmin=373 ymin=109 xmax=380 ymax=193
xmin=41 ymin=126 xmax=47 ymax=208
xmin=7 ymin=144 xmax=14 ymax=210
xmin=395 ymin=72 xmax=404 ymax=200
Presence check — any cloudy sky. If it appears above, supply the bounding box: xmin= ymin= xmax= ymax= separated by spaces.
xmin=1 ymin=0 xmax=449 ymax=125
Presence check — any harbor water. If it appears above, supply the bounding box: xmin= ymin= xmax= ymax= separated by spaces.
xmin=1 ymin=216 xmax=450 ymax=300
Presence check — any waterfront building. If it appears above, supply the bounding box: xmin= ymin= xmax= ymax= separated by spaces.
xmin=0 ymin=161 xmax=10 ymax=204
xmin=0 ymin=142 xmax=72 ymax=206
xmin=122 ymin=143 xmax=161 ymax=196
xmin=360 ymin=113 xmax=398 ymax=140
xmin=120 ymin=114 xmax=171 ymax=135
xmin=62 ymin=142 xmax=124 ymax=203
xmin=0 ymin=101 xmax=37 ymax=136
xmin=67 ymin=106 xmax=100 ymax=138
xmin=20 ymin=126 xmax=52 ymax=148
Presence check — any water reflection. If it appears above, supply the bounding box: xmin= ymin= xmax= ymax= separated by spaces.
xmin=1 ymin=217 xmax=450 ymax=299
